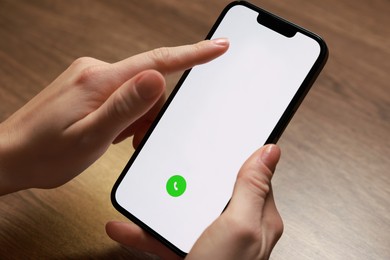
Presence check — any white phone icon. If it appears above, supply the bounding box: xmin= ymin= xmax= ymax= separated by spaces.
xmin=174 ymin=182 xmax=178 ymax=191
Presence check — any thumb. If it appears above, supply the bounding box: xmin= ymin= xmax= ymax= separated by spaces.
xmin=88 ymin=69 xmax=165 ymax=140
xmin=226 ymin=144 xmax=281 ymax=221
xmin=187 ymin=145 xmax=282 ymax=260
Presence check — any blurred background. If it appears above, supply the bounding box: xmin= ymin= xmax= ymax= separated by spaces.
xmin=0 ymin=0 xmax=389 ymax=259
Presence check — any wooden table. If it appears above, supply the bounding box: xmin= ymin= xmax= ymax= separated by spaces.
xmin=1 ymin=0 xmax=389 ymax=259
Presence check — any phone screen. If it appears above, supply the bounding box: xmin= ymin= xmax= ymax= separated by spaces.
xmin=112 ymin=2 xmax=327 ymax=255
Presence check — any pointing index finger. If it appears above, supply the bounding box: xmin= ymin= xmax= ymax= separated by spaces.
xmin=113 ymin=38 xmax=229 ymax=80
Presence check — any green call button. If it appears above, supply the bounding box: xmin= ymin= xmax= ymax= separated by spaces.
xmin=166 ymin=175 xmax=187 ymax=197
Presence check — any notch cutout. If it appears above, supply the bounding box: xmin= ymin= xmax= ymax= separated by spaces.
xmin=257 ymin=12 xmax=297 ymax=38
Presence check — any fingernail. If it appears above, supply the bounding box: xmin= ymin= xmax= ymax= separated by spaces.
xmin=135 ymin=72 xmax=164 ymax=100
xmin=211 ymin=37 xmax=229 ymax=46
xmin=260 ymin=144 xmax=275 ymax=163
xmin=259 ymin=144 xmax=280 ymax=173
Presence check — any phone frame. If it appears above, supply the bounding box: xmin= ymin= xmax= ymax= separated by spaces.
xmin=111 ymin=1 xmax=328 ymax=257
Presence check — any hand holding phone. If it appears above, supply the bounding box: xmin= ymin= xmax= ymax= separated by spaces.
xmin=111 ymin=1 xmax=328 ymax=257
xmin=107 ymin=144 xmax=283 ymax=260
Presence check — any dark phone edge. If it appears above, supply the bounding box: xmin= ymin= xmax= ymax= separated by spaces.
xmin=111 ymin=0 xmax=329 ymax=257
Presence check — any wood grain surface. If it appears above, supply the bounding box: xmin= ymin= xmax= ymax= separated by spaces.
xmin=0 ymin=0 xmax=389 ymax=259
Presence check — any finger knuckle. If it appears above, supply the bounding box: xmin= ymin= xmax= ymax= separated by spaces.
xmin=71 ymin=56 xmax=98 ymax=69
xmin=226 ymin=216 xmax=260 ymax=243
xmin=194 ymin=40 xmax=206 ymax=53
xmin=237 ymin=165 xmax=272 ymax=196
xmin=272 ymin=216 xmax=284 ymax=240
xmin=110 ymin=90 xmax=133 ymax=122
xmin=149 ymin=47 xmax=176 ymax=70
xmin=70 ymin=57 xmax=103 ymax=85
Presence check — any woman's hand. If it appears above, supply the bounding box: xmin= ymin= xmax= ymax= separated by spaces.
xmin=0 ymin=39 xmax=229 ymax=195
xmin=106 ymin=144 xmax=283 ymax=260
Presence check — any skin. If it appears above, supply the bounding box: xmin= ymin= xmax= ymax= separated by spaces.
xmin=0 ymin=39 xmax=229 ymax=194
xmin=0 ymin=38 xmax=283 ymax=259
xmin=106 ymin=144 xmax=283 ymax=260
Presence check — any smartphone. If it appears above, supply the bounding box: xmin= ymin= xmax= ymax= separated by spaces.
xmin=112 ymin=1 xmax=328 ymax=256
